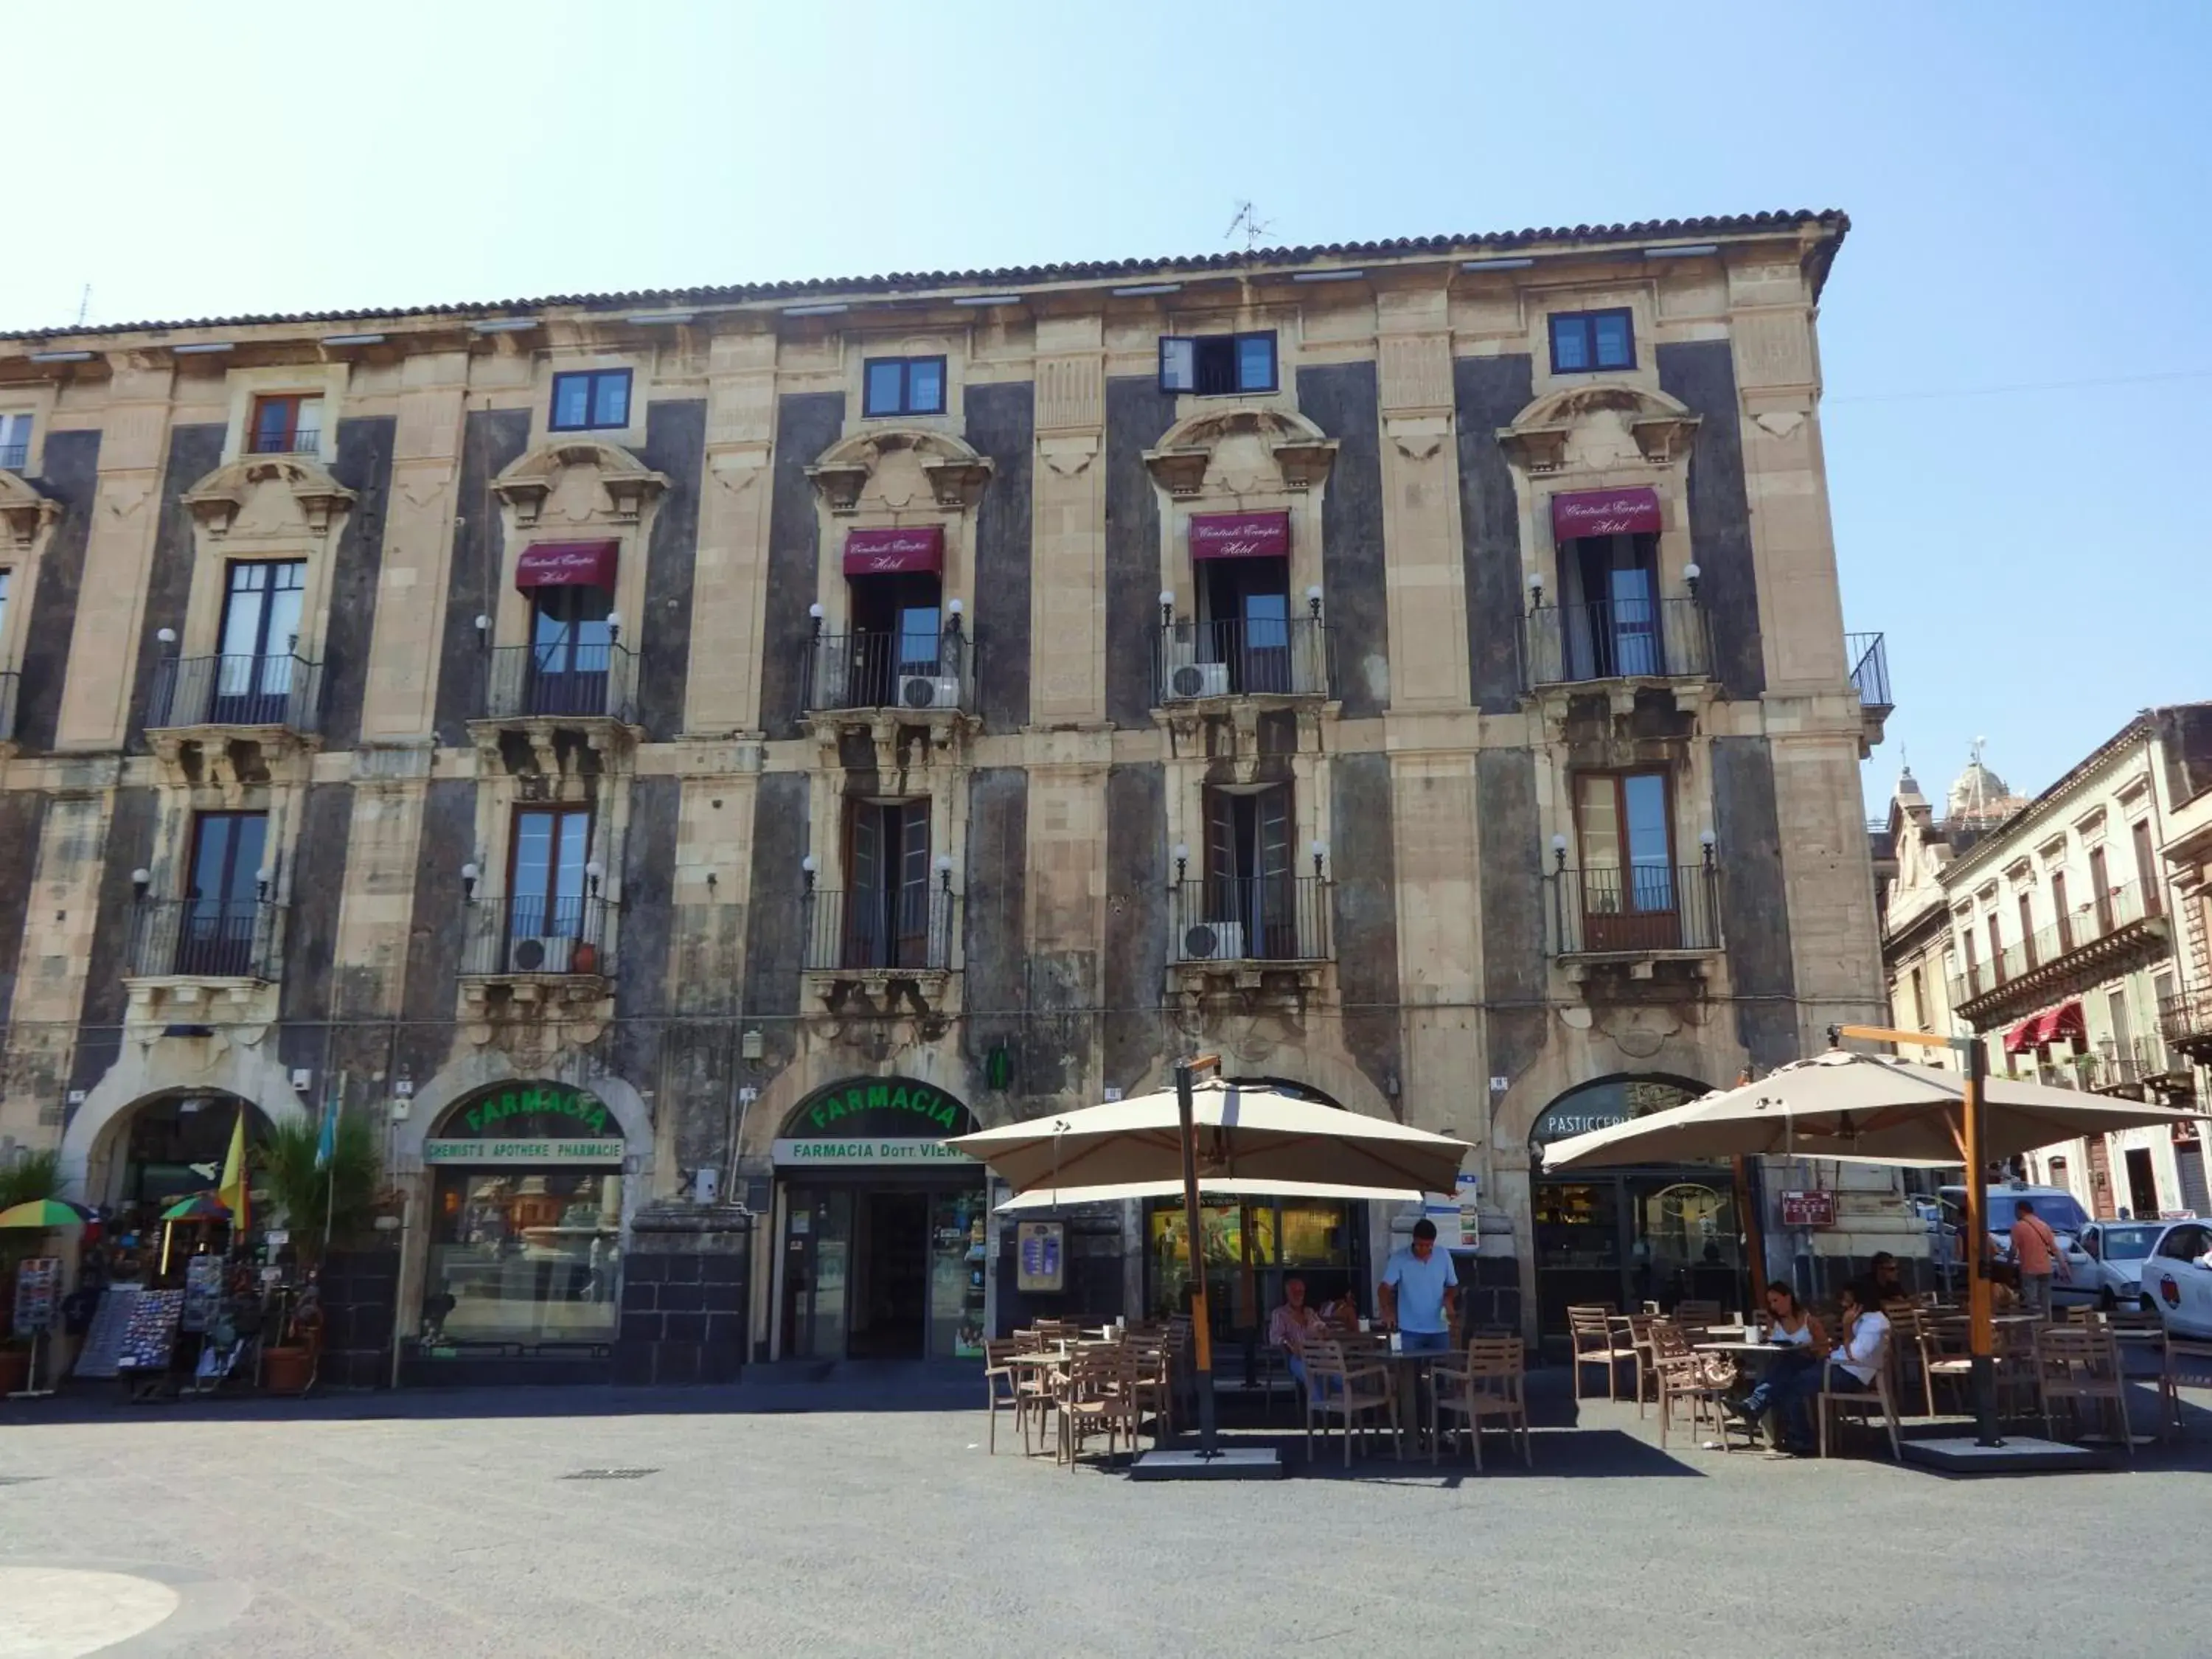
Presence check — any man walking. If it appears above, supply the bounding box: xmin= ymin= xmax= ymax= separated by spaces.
xmin=1379 ymin=1219 xmax=1458 ymax=1352
xmin=2010 ymin=1199 xmax=2066 ymax=1317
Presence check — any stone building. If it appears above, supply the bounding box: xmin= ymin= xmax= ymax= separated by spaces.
xmin=0 ymin=209 xmax=1899 ymax=1383
xmin=1878 ymin=712 xmax=2212 ymax=1222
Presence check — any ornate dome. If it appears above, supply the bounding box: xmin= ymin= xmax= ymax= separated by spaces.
xmin=1947 ymin=744 xmax=2012 ymax=822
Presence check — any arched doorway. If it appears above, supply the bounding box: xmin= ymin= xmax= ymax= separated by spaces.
xmin=417 ymin=1081 xmax=626 ymax=1357
xmin=771 ymin=1077 xmax=985 ymax=1363
xmin=1528 ymin=1074 xmax=1746 ymax=1340
xmin=91 ymin=1091 xmax=275 ymax=1214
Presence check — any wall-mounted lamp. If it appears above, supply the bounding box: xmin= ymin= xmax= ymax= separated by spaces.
xmin=1683 ymin=562 xmax=1702 ymax=600
xmin=1550 ymin=832 xmax=1568 ymax=872
xmin=1526 ymin=571 xmax=1545 ymax=609
xmin=1699 ymin=827 xmax=1717 ymax=866
xmin=155 ymin=627 xmax=176 ymax=651
xmin=605 ymin=610 xmax=623 ymax=643
xmin=1158 ymin=589 xmax=1176 ymax=627
xmin=800 ymin=853 xmax=818 ymax=892
xmin=131 ymin=866 xmax=151 ymax=898
xmin=935 ymin=852 xmax=954 ymax=892
xmin=1310 ymin=838 xmax=1328 ymax=878
xmin=473 ymin=614 xmax=490 ymax=644
xmin=1306 ymin=584 xmax=1324 ymax=620
xmin=705 ymin=869 xmax=718 ymax=891
xmin=256 ymin=866 xmax=274 ymax=901
xmin=946 ymin=597 xmax=964 ymax=636
xmin=807 ymin=602 xmax=824 ymax=637
xmin=584 ymin=858 xmax=604 ymax=895
xmin=1171 ymin=841 xmax=1189 ymax=887
xmin=460 ymin=860 xmax=479 ymax=899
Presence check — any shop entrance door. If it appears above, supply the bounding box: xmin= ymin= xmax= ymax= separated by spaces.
xmin=851 ymin=1190 xmax=930 ymax=1358
xmin=1534 ymin=1170 xmax=1745 ymax=1346
xmin=780 ymin=1186 xmax=853 ymax=1361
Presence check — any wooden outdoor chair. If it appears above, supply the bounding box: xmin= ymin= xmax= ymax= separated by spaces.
xmin=1815 ymin=1334 xmax=1902 ymax=1461
xmin=1433 ymin=1336 xmax=1531 ymax=1470
xmin=1057 ymin=1348 xmax=1138 ymax=1472
xmin=1624 ymin=1312 xmax=1661 ymax=1418
xmin=1567 ymin=1304 xmax=1635 ymax=1402
xmin=1672 ymin=1299 xmax=1725 ymax=1336
xmin=2035 ymin=1324 xmax=2133 ymax=1459
xmin=1882 ymin=1305 xmax=1930 ymax=1416
xmin=1917 ymin=1315 xmax=1975 ymax=1417
xmin=983 ymin=1338 xmax=1043 ymax=1455
xmin=1649 ymin=1321 xmax=1735 ymax=1453
xmin=1303 ymin=1340 xmax=1401 ymax=1467
xmin=1120 ymin=1340 xmax=1174 ymax=1450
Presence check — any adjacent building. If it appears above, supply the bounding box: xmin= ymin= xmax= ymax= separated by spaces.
xmin=0 ymin=209 xmax=1901 ymax=1383
xmin=1878 ymin=709 xmax=2212 ymax=1223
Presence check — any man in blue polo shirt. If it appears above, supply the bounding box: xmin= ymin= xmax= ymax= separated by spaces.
xmin=1379 ymin=1218 xmax=1458 ymax=1352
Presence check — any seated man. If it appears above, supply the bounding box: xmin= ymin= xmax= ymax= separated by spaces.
xmin=1378 ymin=1219 xmax=1458 ymax=1353
xmin=1269 ymin=1275 xmax=1329 ymax=1391
xmin=1868 ymin=1251 xmax=1911 ymax=1307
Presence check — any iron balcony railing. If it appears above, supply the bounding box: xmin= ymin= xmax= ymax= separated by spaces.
xmin=147 ymin=653 xmax=323 ymax=732
xmin=0 ymin=442 xmax=27 ymax=471
xmin=1545 ymin=862 xmax=1722 ymax=956
xmin=801 ymin=628 xmax=973 ymax=715
xmin=0 ymin=670 xmax=18 ymax=744
xmin=1521 ymin=598 xmax=1710 ymax=689
xmin=126 ymin=897 xmax=286 ymax=981
xmin=2081 ymin=1037 xmax=2172 ymax=1093
xmin=799 ymin=887 xmax=957 ymax=973
xmin=1168 ymin=876 xmax=1331 ymax=964
xmin=2160 ymin=987 xmax=2212 ymax=1055
xmin=1155 ymin=616 xmax=1330 ymax=703
xmin=1950 ymin=877 xmax=2167 ymax=1012
xmin=460 ymin=894 xmax=613 ymax=977
xmin=247 ymin=430 xmax=322 ymax=457
xmin=1847 ymin=632 xmax=1892 ymax=713
xmin=482 ymin=643 xmax=637 ymax=723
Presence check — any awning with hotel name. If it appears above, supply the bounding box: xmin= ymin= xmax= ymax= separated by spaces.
xmin=2004 ymin=1001 xmax=2087 ymax=1054
xmin=515 ymin=540 xmax=618 ymax=590
xmin=1551 ymin=487 xmax=1661 ymax=540
xmin=844 ymin=525 xmax=944 ymax=575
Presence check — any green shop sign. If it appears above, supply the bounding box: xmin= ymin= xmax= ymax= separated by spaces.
xmin=449 ymin=1085 xmax=613 ymax=1140
xmin=423 ymin=1138 xmax=624 ymax=1166
xmin=786 ymin=1079 xmax=977 ymax=1141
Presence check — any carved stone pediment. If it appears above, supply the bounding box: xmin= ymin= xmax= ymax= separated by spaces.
xmin=1144 ymin=408 xmax=1338 ymax=497
xmin=0 ymin=469 xmax=60 ymax=549
xmin=1498 ymin=385 xmax=1700 ymax=477
xmin=806 ymin=428 xmax=991 ymax=517
xmin=181 ymin=455 xmax=356 ymax=538
xmin=493 ymin=439 xmax=667 ymax=529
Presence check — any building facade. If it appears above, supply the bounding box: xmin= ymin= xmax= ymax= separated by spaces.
xmin=0 ymin=210 xmax=1899 ymax=1382
xmin=1878 ymin=710 xmax=2212 ymax=1224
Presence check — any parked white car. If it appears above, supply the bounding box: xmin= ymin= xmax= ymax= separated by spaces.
xmin=2066 ymin=1220 xmax=2182 ymax=1310
xmin=2136 ymin=1220 xmax=2212 ymax=1338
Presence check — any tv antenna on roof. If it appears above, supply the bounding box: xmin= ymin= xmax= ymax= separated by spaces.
xmin=75 ymin=284 xmax=91 ymax=327
xmin=1225 ymin=201 xmax=1275 ymax=254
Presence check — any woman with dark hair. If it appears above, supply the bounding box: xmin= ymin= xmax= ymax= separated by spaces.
xmin=1727 ymin=1281 xmax=1826 ymax=1454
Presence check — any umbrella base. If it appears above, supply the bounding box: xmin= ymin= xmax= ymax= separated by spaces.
xmin=1899 ymin=1436 xmax=2108 ymax=1475
xmin=1128 ymin=1447 xmax=1284 ymax=1481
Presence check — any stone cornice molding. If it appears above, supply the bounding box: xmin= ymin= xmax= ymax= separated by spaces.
xmin=0 ymin=467 xmax=60 ymax=549
xmin=1498 ymin=383 xmax=1700 ymax=475
xmin=181 ymin=453 xmax=356 ymax=538
xmin=804 ymin=427 xmax=992 ymax=515
xmin=492 ymin=437 xmax=668 ymax=528
xmin=1142 ymin=406 xmax=1337 ymax=498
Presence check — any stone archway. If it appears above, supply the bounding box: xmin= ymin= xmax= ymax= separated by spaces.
xmin=59 ymin=1041 xmax=308 ymax=1202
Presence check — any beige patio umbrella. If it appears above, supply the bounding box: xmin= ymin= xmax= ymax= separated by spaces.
xmin=991 ymin=1176 xmax=1433 ymax=1212
xmin=1540 ymin=1048 xmax=2205 ymax=1170
xmin=947 ymin=1079 xmax=1471 ymax=1199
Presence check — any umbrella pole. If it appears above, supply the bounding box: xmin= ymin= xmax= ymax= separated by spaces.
xmin=1963 ymin=1037 xmax=2001 ymax=1447
xmin=1732 ymin=1154 xmax=1767 ymax=1317
xmin=1175 ymin=1057 xmax=1219 ymax=1459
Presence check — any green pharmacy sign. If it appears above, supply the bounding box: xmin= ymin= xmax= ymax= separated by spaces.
xmin=449 ymin=1085 xmax=614 ymax=1140
xmin=787 ymin=1079 xmax=977 ymax=1141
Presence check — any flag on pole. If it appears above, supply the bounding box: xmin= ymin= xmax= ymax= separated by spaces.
xmin=316 ymin=1094 xmax=339 ymax=1170
xmin=217 ymin=1102 xmax=250 ymax=1234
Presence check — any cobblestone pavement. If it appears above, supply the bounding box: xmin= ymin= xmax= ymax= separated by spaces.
xmin=4 ymin=1379 xmax=2209 ymax=1658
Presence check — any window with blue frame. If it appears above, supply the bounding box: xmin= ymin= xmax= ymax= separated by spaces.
xmin=863 ymin=356 xmax=947 ymax=417
xmin=549 ymin=369 xmax=633 ymax=431
xmin=1158 ymin=332 xmax=1278 ymax=396
xmin=1548 ymin=309 xmax=1635 ymax=375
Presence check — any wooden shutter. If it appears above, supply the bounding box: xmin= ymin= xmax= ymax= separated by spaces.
xmin=845 ymin=803 xmax=882 ymax=968
xmin=1158 ymin=337 xmax=1196 ymax=392
xmin=1204 ymin=789 xmax=1239 ymax=886
xmin=1256 ymin=787 xmax=1291 ymax=880
xmin=896 ymin=803 xmax=931 ymax=964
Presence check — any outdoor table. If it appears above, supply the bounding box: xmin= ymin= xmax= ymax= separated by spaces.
xmin=1371 ymin=1346 xmax=1449 ymax=1452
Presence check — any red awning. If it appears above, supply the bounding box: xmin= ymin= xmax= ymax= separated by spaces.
xmin=1189 ymin=509 xmax=1290 ymax=560
xmin=515 ymin=540 xmax=618 ymax=591
xmin=2004 ymin=1001 xmax=2087 ymax=1054
xmin=844 ymin=525 xmax=944 ymax=576
xmin=1551 ymin=487 xmax=1661 ymax=540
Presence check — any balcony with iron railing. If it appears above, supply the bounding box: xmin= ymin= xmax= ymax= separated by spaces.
xmin=2078 ymin=1036 xmax=2177 ymax=1096
xmin=481 ymin=643 xmax=638 ymax=725
xmin=459 ymin=894 xmax=613 ymax=979
xmin=1847 ymin=630 xmax=1891 ymax=754
xmin=125 ymin=897 xmax=287 ymax=982
xmin=1544 ymin=859 xmax=1723 ymax=960
xmin=247 ymin=428 xmax=323 ymax=458
xmin=147 ymin=652 xmax=323 ymax=734
xmin=799 ymin=886 xmax=957 ymax=975
xmin=1167 ymin=875 xmax=1332 ymax=967
xmin=1155 ymin=616 xmax=1331 ymax=704
xmin=2162 ymin=987 xmax=2212 ymax=1062
xmin=801 ymin=627 xmax=973 ymax=716
xmin=1950 ymin=877 xmax=2170 ymax=1025
xmin=1522 ymin=598 xmax=1710 ymax=689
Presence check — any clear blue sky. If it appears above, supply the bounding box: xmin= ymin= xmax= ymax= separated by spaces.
xmin=8 ymin=1 xmax=2206 ymax=808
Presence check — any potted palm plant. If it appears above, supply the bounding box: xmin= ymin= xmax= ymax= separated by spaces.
xmin=254 ymin=1117 xmax=383 ymax=1394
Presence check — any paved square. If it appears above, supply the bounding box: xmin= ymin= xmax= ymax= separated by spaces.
xmin=4 ymin=1383 xmax=2209 ymax=1658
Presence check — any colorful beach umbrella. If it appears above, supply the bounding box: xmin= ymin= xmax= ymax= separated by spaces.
xmin=159 ymin=1194 xmax=232 ymax=1222
xmin=0 ymin=1198 xmax=97 ymax=1229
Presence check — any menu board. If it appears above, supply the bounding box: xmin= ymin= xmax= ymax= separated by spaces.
xmin=180 ymin=1256 xmax=224 ymax=1334
xmin=12 ymin=1258 xmax=60 ymax=1337
xmin=115 ymin=1290 xmax=185 ymax=1373
xmin=74 ymin=1284 xmax=142 ymax=1378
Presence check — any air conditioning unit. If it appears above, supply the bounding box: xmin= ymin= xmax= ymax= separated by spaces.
xmin=508 ymin=935 xmax=575 ymax=974
xmin=1165 ymin=661 xmax=1231 ymax=701
xmin=1180 ymin=921 xmax=1247 ymax=961
xmin=900 ymin=675 xmax=961 ymax=710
